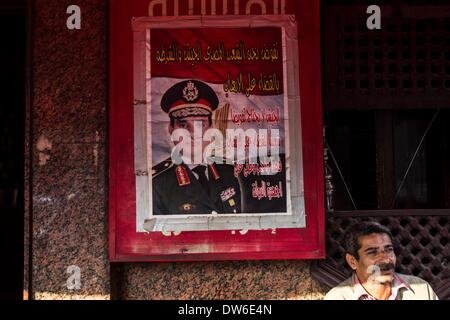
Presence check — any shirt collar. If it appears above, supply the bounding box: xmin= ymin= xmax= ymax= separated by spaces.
xmin=187 ymin=163 xmax=209 ymax=180
xmin=177 ymin=155 xmax=209 ymax=178
xmin=352 ymin=272 xmax=410 ymax=300
xmin=390 ymin=273 xmax=409 ymax=300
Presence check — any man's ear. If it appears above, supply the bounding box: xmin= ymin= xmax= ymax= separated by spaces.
xmin=168 ymin=123 xmax=174 ymax=135
xmin=345 ymin=253 xmax=359 ymax=271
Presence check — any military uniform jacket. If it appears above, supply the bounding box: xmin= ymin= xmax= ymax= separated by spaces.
xmin=152 ymin=159 xmax=242 ymax=215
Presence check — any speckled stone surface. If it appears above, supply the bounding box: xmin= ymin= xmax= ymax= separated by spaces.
xmin=119 ymin=261 xmax=324 ymax=300
xmin=29 ymin=0 xmax=327 ymax=300
xmin=31 ymin=0 xmax=109 ymax=300
xmin=311 ymin=277 xmax=329 ymax=300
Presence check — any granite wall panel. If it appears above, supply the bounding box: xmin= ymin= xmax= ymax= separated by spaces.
xmin=31 ymin=0 xmax=109 ymax=300
xmin=119 ymin=261 xmax=327 ymax=300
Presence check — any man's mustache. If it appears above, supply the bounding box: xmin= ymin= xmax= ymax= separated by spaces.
xmin=377 ymin=263 xmax=395 ymax=272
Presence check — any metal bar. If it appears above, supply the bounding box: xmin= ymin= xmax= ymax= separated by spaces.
xmin=391 ymin=109 xmax=440 ymax=208
xmin=325 ymin=139 xmax=358 ymax=210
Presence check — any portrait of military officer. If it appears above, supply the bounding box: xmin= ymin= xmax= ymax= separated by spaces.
xmin=152 ymin=79 xmax=242 ymax=215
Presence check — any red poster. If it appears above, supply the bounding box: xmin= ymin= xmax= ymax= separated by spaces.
xmin=110 ymin=0 xmax=324 ymax=261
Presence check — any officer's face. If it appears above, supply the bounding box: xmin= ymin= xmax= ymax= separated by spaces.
xmin=169 ymin=116 xmax=212 ymax=163
xmin=346 ymin=233 xmax=396 ymax=285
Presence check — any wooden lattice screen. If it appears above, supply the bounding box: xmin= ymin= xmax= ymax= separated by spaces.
xmin=323 ymin=3 xmax=450 ymax=110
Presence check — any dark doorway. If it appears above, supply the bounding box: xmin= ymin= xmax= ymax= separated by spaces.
xmin=0 ymin=1 xmax=27 ymax=300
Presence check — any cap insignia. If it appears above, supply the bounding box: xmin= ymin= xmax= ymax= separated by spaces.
xmin=182 ymin=81 xmax=199 ymax=102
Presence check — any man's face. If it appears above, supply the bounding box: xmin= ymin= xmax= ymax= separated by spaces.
xmin=346 ymin=233 xmax=397 ymax=285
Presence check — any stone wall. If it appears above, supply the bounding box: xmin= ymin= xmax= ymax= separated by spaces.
xmin=29 ymin=0 xmax=327 ymax=300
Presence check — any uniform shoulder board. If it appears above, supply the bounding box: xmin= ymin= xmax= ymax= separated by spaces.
xmin=152 ymin=158 xmax=174 ymax=178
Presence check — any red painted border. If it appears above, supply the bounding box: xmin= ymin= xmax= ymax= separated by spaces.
xmin=109 ymin=0 xmax=324 ymax=262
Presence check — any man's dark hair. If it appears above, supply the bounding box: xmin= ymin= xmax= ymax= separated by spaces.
xmin=170 ymin=115 xmax=212 ymax=128
xmin=343 ymin=221 xmax=393 ymax=260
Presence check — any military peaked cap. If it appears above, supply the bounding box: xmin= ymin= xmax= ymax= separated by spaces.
xmin=161 ymin=80 xmax=219 ymax=119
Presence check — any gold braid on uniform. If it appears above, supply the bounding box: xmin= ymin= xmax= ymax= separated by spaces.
xmin=170 ymin=107 xmax=211 ymax=118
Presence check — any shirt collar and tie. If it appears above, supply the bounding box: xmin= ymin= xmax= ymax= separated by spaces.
xmin=191 ymin=164 xmax=209 ymax=188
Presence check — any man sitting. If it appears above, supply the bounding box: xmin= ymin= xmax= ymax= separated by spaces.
xmin=324 ymin=221 xmax=439 ymax=300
